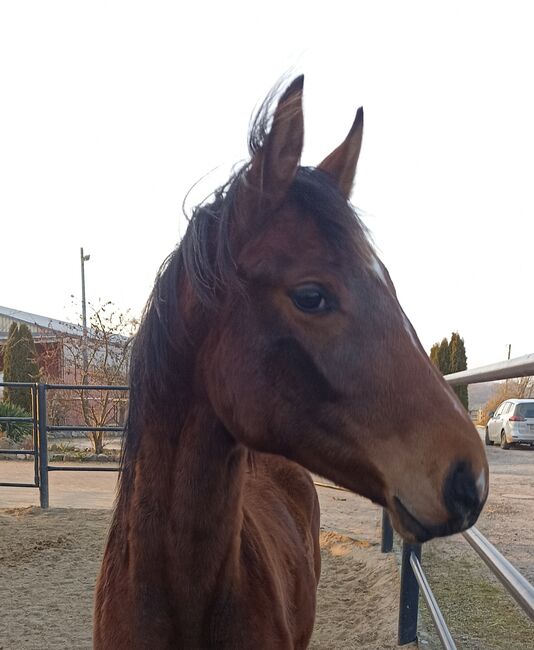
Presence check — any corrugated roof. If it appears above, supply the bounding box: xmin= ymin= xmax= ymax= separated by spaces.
xmin=0 ymin=305 xmax=83 ymax=337
xmin=0 ymin=305 xmax=129 ymax=344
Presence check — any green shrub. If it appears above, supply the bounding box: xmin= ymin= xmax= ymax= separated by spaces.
xmin=0 ymin=401 xmax=33 ymax=442
xmin=3 ymin=323 xmax=40 ymax=411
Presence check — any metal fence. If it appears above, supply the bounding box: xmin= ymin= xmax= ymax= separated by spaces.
xmin=2 ymin=359 xmax=534 ymax=646
xmin=0 ymin=382 xmax=39 ymax=489
xmin=382 ymin=353 xmax=534 ymax=647
xmin=0 ymin=382 xmax=126 ymax=507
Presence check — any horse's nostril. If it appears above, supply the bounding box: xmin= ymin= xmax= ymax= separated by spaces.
xmin=443 ymin=461 xmax=480 ymax=519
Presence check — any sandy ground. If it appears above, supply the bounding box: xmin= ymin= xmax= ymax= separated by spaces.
xmin=311 ymin=531 xmax=399 ymax=650
xmin=0 ymin=434 xmax=533 ymax=650
xmin=0 ymin=499 xmax=399 ymax=650
xmin=0 ymin=461 xmax=119 ymax=509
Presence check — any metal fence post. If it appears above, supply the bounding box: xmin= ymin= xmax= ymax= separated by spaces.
xmin=37 ymin=383 xmax=49 ymax=508
xmin=381 ymin=509 xmax=393 ymax=553
xmin=398 ymin=542 xmax=421 ymax=645
xmin=31 ymin=384 xmax=39 ymax=487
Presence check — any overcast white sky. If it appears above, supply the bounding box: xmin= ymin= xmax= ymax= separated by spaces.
xmin=1 ymin=1 xmax=533 ymax=368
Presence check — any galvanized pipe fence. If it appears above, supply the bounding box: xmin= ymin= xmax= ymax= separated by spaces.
xmin=382 ymin=353 xmax=534 ymax=647
xmin=0 ymin=382 xmax=126 ymax=507
xmin=2 ymin=357 xmax=534 ymax=646
xmin=0 ymin=382 xmax=39 ymax=489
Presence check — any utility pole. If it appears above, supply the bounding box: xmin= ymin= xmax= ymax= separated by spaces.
xmin=505 ymin=344 xmax=512 ymax=389
xmin=80 ymin=247 xmax=90 ymax=381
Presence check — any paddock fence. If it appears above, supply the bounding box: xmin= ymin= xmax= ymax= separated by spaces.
xmin=0 ymin=382 xmax=126 ymax=508
xmin=0 ymin=382 xmax=39 ymax=489
xmin=2 ymin=356 xmax=534 ymax=647
xmin=382 ymin=353 xmax=534 ymax=647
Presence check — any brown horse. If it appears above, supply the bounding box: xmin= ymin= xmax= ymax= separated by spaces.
xmin=94 ymin=77 xmax=488 ymax=649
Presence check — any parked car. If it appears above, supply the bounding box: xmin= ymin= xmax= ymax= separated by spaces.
xmin=485 ymin=399 xmax=534 ymax=448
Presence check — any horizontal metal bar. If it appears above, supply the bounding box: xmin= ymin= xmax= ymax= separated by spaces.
xmin=0 ymin=449 xmax=36 ymax=455
xmin=0 ymin=417 xmax=34 ymax=423
xmin=0 ymin=482 xmax=38 ymax=488
xmin=44 ymin=384 xmax=129 ymax=391
xmin=462 ymin=527 xmax=534 ymax=621
xmin=410 ymin=552 xmax=457 ymax=650
xmin=0 ymin=382 xmax=37 ymax=388
xmin=313 ymin=481 xmax=350 ymax=493
xmin=445 ymin=353 xmax=534 ymax=386
xmin=47 ymin=465 xmax=120 ymax=472
xmin=47 ymin=425 xmax=124 ymax=432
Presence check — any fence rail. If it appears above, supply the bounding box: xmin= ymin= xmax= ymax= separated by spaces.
xmin=409 ymin=551 xmax=457 ymax=650
xmin=0 ymin=382 xmax=39 ymax=490
xmin=462 ymin=527 xmax=534 ymax=622
xmin=35 ymin=383 xmax=125 ymax=507
xmin=383 ymin=352 xmax=534 ymax=647
xmin=48 ymin=425 xmax=124 ymax=432
xmin=2 ymin=360 xmax=534 ymax=646
xmin=446 ymin=353 xmax=534 ymax=385
xmin=0 ymin=382 xmax=124 ymax=507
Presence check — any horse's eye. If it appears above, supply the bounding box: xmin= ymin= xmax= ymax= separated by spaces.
xmin=291 ymin=286 xmax=330 ymax=314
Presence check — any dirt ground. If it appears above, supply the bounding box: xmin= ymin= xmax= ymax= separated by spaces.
xmin=0 ymin=436 xmax=533 ymax=650
xmin=0 ymin=501 xmax=399 ymax=650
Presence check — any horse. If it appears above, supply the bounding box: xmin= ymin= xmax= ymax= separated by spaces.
xmin=94 ymin=76 xmax=488 ymax=649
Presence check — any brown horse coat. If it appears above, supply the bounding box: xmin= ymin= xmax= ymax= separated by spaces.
xmin=94 ymin=77 xmax=488 ymax=649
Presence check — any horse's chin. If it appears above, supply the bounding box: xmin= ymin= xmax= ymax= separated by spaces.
xmin=388 ymin=496 xmax=481 ymax=544
xmin=389 ymin=497 xmax=434 ymax=543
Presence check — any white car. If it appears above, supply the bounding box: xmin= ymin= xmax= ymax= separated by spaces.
xmin=485 ymin=399 xmax=534 ymax=448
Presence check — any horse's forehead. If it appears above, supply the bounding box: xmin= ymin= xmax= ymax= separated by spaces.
xmin=264 ymin=210 xmax=329 ymax=257
xmin=250 ymin=204 xmax=369 ymax=267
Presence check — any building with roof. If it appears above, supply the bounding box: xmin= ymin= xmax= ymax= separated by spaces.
xmin=0 ymin=306 xmax=130 ymax=427
xmin=0 ymin=305 xmax=130 ymax=382
xmin=0 ymin=305 xmax=83 ymax=382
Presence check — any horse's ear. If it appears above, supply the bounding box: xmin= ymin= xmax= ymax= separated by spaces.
xmin=318 ymin=107 xmax=363 ymax=199
xmin=236 ymin=76 xmax=304 ymax=237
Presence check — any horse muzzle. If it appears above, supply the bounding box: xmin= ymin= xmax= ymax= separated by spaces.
xmin=390 ymin=460 xmax=488 ymax=543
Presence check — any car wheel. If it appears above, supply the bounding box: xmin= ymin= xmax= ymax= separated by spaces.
xmin=500 ymin=431 xmax=510 ymax=450
xmin=485 ymin=428 xmax=494 ymax=446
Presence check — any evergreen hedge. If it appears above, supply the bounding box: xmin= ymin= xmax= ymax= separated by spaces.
xmin=3 ymin=323 xmax=40 ymax=411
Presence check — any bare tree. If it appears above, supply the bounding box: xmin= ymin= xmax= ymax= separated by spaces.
xmin=478 ymin=377 xmax=534 ymax=425
xmin=40 ymin=301 xmax=137 ymax=453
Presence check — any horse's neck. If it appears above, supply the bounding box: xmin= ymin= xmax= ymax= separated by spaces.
xmin=124 ymin=401 xmax=246 ymax=630
xmin=167 ymin=404 xmax=246 ymax=562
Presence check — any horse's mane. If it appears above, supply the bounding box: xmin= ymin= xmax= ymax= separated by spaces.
xmin=117 ymin=84 xmax=373 ymax=500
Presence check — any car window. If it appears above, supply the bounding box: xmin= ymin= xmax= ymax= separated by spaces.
xmin=494 ymin=404 xmax=504 ymax=417
xmin=503 ymin=403 xmax=513 ymax=415
xmin=516 ymin=403 xmax=534 ymax=419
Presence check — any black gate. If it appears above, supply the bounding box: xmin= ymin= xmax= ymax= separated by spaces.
xmin=0 ymin=382 xmax=40 ymax=490
xmin=0 ymin=382 xmax=126 ymax=507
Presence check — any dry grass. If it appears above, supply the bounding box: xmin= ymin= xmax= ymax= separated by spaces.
xmin=417 ymin=537 xmax=534 ymax=650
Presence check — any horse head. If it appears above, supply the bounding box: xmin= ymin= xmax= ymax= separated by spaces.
xmin=150 ymin=76 xmax=489 ymax=543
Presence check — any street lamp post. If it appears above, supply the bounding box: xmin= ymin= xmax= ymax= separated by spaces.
xmin=80 ymin=247 xmax=90 ymax=380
